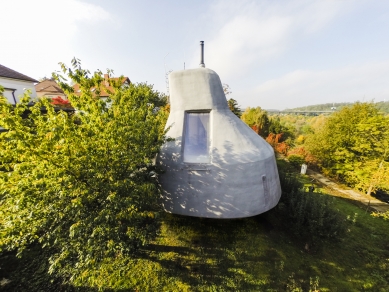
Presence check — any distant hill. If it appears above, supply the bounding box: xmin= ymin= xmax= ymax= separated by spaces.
xmin=285 ymin=101 xmax=389 ymax=114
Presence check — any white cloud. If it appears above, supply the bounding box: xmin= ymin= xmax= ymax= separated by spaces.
xmin=199 ymin=0 xmax=353 ymax=78
xmin=0 ymin=0 xmax=112 ymax=79
xmin=251 ymin=61 xmax=389 ymax=109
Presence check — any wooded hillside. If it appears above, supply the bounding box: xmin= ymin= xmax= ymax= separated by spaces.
xmin=286 ymin=101 xmax=389 ymax=114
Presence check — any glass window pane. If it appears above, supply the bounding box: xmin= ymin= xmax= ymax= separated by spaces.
xmin=183 ymin=112 xmax=210 ymax=163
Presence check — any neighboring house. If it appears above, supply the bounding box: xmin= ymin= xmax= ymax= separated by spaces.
xmin=35 ymin=78 xmax=67 ymax=100
xmin=0 ymin=64 xmax=38 ymax=104
xmin=72 ymin=74 xmax=131 ymax=102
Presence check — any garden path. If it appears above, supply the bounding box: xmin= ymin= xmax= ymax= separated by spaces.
xmin=306 ymin=169 xmax=389 ymax=213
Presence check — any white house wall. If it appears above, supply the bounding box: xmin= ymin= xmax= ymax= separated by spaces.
xmin=0 ymin=77 xmax=37 ymax=104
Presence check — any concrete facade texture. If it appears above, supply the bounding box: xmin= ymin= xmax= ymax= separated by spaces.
xmin=158 ymin=67 xmax=281 ymax=218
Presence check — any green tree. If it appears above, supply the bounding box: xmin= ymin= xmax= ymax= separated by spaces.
xmin=222 ymin=84 xmax=242 ymax=118
xmin=305 ymin=102 xmax=389 ymax=195
xmin=228 ymin=98 xmax=242 ymax=118
xmin=241 ymin=106 xmax=270 ymax=138
xmin=0 ymin=59 xmax=168 ymax=279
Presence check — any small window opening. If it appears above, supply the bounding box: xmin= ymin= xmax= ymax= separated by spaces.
xmin=262 ymin=175 xmax=269 ymax=202
xmin=183 ymin=112 xmax=210 ymax=163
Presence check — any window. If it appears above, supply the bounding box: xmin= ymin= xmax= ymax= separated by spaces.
xmin=183 ymin=112 xmax=210 ymax=163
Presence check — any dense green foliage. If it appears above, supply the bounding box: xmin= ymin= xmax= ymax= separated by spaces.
xmin=305 ymin=103 xmax=389 ymax=195
xmin=287 ymin=154 xmax=305 ymax=169
xmin=0 ymin=60 xmax=168 ymax=281
xmin=255 ymin=102 xmax=389 ymax=198
xmin=276 ymin=160 xmax=349 ymax=247
xmin=241 ymin=108 xmax=294 ymax=156
xmin=227 ymin=98 xmax=242 ymax=118
xmin=241 ymin=106 xmax=271 ymax=137
xmin=276 ymin=159 xmax=303 ymax=194
xmin=281 ymin=191 xmax=349 ymax=245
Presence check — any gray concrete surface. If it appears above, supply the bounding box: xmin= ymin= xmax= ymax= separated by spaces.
xmin=157 ymin=67 xmax=281 ymax=218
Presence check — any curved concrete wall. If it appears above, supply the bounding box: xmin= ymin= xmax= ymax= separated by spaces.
xmin=158 ymin=67 xmax=281 ymax=218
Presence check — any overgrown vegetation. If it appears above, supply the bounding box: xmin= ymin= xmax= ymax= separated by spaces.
xmin=227 ymin=98 xmax=242 ymax=118
xmin=305 ymin=103 xmax=389 ymax=195
xmin=3 ymin=157 xmax=389 ymax=291
xmin=253 ymin=103 xmax=389 ymax=196
xmin=0 ymin=60 xmax=168 ymax=283
xmin=275 ymin=160 xmax=349 ymax=249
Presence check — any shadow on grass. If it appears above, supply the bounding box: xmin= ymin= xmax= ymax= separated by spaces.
xmin=2 ymin=193 xmax=389 ymax=291
xmin=136 ymin=193 xmax=389 ymax=291
xmin=0 ymin=214 xmax=278 ymax=291
xmin=0 ymin=247 xmax=128 ymax=292
xmin=372 ymin=190 xmax=389 ymax=204
xmin=134 ymin=213 xmax=286 ymax=290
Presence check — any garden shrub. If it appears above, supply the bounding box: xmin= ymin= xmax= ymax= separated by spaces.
xmin=277 ymin=159 xmax=303 ymax=196
xmin=276 ymin=159 xmax=349 ymax=246
xmin=283 ymin=191 xmax=348 ymax=244
xmin=287 ymin=154 xmax=305 ymax=169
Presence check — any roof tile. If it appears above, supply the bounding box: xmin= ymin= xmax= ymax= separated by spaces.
xmin=0 ymin=64 xmax=38 ymax=83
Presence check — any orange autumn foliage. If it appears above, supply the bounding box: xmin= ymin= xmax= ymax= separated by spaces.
xmin=287 ymin=146 xmax=318 ymax=165
xmin=266 ymin=133 xmax=289 ymax=155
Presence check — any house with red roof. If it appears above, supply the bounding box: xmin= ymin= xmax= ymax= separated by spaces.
xmin=72 ymin=74 xmax=130 ymax=102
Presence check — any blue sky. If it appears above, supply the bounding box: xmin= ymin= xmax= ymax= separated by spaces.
xmin=1 ymin=0 xmax=388 ymax=110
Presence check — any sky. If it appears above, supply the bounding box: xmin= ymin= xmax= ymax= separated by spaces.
xmin=1 ymin=0 xmax=389 ymax=110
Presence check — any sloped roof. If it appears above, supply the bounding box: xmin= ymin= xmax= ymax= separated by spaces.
xmin=72 ymin=75 xmax=131 ymax=97
xmin=35 ymin=79 xmax=65 ymax=94
xmin=0 ymin=64 xmax=38 ymax=83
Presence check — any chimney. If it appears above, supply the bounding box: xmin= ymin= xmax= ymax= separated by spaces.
xmin=199 ymin=41 xmax=205 ymax=68
xmin=104 ymin=74 xmax=109 ymax=87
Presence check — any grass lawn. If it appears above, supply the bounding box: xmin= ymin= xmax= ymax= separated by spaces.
xmin=1 ymin=174 xmax=389 ymax=291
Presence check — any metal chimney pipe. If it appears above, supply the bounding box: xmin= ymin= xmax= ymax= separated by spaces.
xmin=199 ymin=41 xmax=205 ymax=67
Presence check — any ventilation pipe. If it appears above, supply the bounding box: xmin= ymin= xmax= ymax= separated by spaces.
xmin=199 ymin=41 xmax=205 ymax=68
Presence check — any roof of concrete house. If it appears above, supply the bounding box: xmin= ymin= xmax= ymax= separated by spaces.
xmin=35 ymin=79 xmax=65 ymax=94
xmin=0 ymin=64 xmax=38 ymax=83
xmin=72 ymin=74 xmax=131 ymax=97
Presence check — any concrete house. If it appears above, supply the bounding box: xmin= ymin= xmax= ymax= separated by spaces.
xmin=0 ymin=64 xmax=38 ymax=104
xmin=157 ymin=42 xmax=281 ymax=219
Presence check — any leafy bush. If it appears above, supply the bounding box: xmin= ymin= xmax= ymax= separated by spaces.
xmin=287 ymin=154 xmax=305 ymax=169
xmin=0 ymin=59 xmax=168 ymax=281
xmin=283 ymin=191 xmax=348 ymax=244
xmin=277 ymin=159 xmax=303 ymax=196
xmin=276 ymin=159 xmax=349 ymax=246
